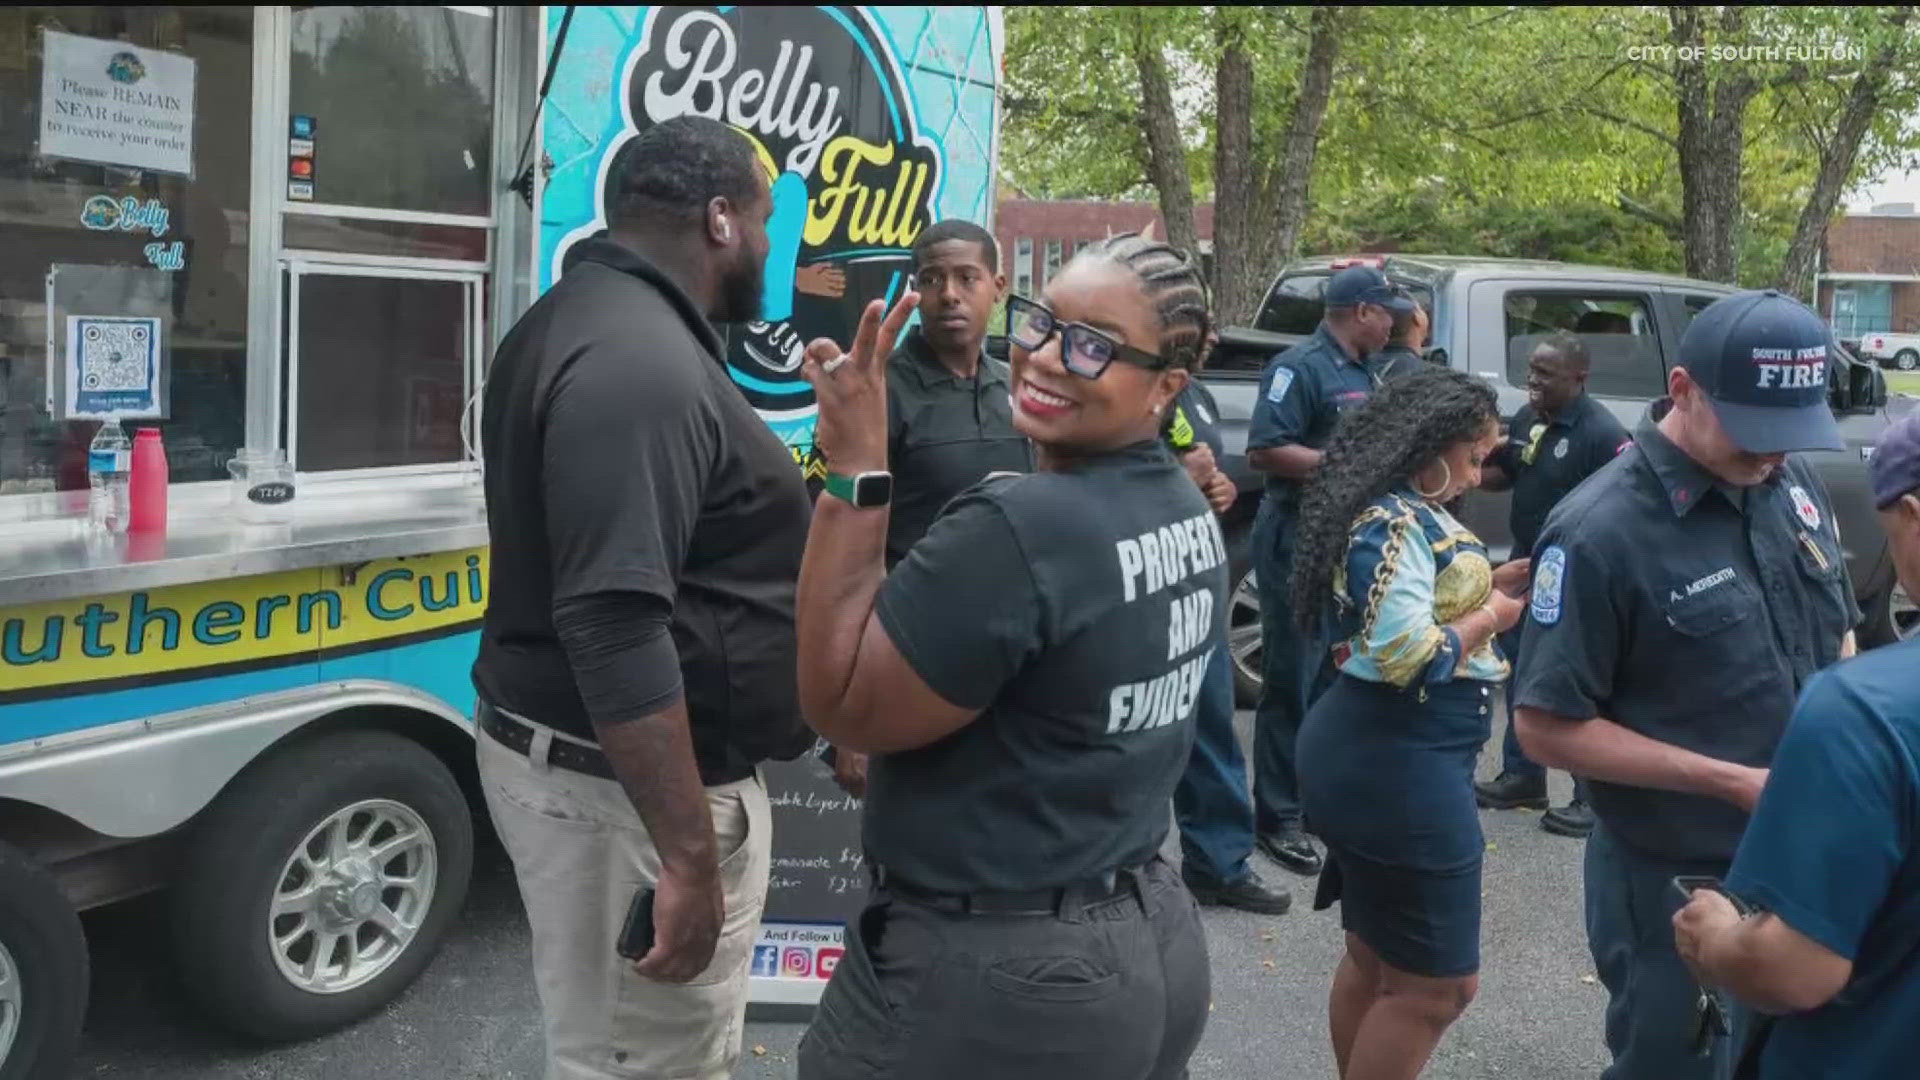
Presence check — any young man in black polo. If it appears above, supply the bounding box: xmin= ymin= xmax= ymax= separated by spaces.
xmin=824 ymin=219 xmax=1032 ymax=799
xmin=1477 ymin=331 xmax=1628 ymax=837
xmin=472 ymin=116 xmax=814 ymax=1080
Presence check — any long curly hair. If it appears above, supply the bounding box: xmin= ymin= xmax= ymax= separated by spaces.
xmin=1289 ymin=365 xmax=1499 ymax=633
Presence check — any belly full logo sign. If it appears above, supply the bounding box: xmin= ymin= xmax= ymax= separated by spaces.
xmin=549 ymin=6 xmax=942 ymax=469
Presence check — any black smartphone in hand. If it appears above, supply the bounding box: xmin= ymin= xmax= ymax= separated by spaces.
xmin=1671 ymin=875 xmax=1752 ymax=916
xmin=617 ymin=888 xmax=657 ymax=961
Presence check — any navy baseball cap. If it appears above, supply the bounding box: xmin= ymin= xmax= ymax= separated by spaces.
xmin=1870 ymin=412 xmax=1920 ymax=510
xmin=1325 ymin=266 xmax=1416 ymax=313
xmin=1679 ymin=290 xmax=1843 ymax=454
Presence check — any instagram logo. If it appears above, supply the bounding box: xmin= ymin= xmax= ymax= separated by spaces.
xmin=781 ymin=948 xmax=813 ymax=978
xmin=815 ymin=947 xmax=844 ymax=979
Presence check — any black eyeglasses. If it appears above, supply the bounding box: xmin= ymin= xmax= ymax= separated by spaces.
xmin=1006 ymin=295 xmax=1169 ymax=380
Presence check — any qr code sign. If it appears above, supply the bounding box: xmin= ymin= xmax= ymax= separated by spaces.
xmin=66 ymin=315 xmax=161 ymax=418
xmin=79 ymin=321 xmax=152 ymax=391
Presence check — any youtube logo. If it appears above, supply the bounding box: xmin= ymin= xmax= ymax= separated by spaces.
xmin=815 ymin=947 xmax=844 ymax=979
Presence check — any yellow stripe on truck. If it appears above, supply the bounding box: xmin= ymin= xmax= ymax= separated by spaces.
xmin=0 ymin=548 xmax=489 ymax=697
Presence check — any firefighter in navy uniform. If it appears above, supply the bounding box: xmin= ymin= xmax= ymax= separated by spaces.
xmin=793 ymin=235 xmax=1222 ymax=1080
xmin=1512 ymin=291 xmax=1861 ymax=1080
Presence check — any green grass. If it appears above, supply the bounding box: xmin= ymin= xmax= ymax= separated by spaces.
xmin=1888 ymin=371 xmax=1920 ymax=398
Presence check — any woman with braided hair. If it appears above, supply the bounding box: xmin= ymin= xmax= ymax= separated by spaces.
xmin=792 ymin=233 xmax=1219 ymax=1079
xmin=1289 ymin=365 xmax=1532 ymax=1080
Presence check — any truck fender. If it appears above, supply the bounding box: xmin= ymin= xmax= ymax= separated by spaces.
xmin=0 ymin=681 xmax=471 ymax=839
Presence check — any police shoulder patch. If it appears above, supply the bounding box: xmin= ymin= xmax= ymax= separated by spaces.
xmin=1531 ymin=545 xmax=1567 ymax=626
xmin=1267 ymin=366 xmax=1297 ymax=403
xmin=1787 ymin=484 xmax=1821 ymax=531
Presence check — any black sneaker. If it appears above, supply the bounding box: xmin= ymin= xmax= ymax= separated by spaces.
xmin=1186 ymin=871 xmax=1293 ymax=915
xmin=1474 ymin=770 xmax=1549 ymax=810
xmin=1541 ymin=799 xmax=1596 ymax=838
xmin=1256 ymin=829 xmax=1324 ymax=876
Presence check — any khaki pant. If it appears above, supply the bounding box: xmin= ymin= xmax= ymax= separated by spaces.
xmin=478 ymin=720 xmax=771 ymax=1080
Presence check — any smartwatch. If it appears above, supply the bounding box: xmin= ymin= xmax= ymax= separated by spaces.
xmin=823 ymin=470 xmax=893 ymax=509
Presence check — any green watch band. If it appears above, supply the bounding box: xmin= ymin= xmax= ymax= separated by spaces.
xmin=824 ymin=470 xmax=893 ymax=508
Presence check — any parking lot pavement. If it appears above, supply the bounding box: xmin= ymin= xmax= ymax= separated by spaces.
xmin=75 ymin=706 xmax=1609 ymax=1079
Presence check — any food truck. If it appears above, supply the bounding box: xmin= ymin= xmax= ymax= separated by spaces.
xmin=0 ymin=6 xmax=1001 ymax=1076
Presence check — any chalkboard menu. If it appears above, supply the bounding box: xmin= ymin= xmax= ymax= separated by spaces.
xmin=749 ymin=744 xmax=867 ymax=1006
xmin=762 ymin=745 xmax=867 ymax=922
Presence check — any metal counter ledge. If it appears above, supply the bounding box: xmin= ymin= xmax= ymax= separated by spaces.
xmin=0 ymin=477 xmax=491 ymax=608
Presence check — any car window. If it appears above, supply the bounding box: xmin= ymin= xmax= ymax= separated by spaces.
xmin=1504 ymin=291 xmax=1664 ymax=398
xmin=1255 ymin=273 xmax=1435 ymax=338
xmin=1256 ymin=274 xmax=1328 ymax=336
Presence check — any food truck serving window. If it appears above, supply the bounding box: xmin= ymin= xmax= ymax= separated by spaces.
xmin=280 ymin=5 xmax=496 ymax=477
xmin=0 ymin=7 xmax=254 ymax=496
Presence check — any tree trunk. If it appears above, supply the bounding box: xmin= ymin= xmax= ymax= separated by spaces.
xmin=1212 ymin=15 xmax=1258 ymax=322
xmin=1776 ymin=7 xmax=1914 ymax=298
xmin=1669 ymin=5 xmax=1756 ymax=284
xmin=1132 ymin=15 xmax=1199 ymax=260
xmin=1267 ymin=7 xmax=1340 ymax=271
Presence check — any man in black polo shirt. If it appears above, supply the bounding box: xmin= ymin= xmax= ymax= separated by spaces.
xmin=823 ymin=219 xmax=1032 ymax=798
xmin=1513 ymin=292 xmax=1860 ymax=1080
xmin=472 ymin=116 xmax=813 ymax=1080
xmin=1476 ymin=332 xmax=1629 ymax=837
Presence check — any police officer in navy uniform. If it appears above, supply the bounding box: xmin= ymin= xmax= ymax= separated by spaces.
xmin=1246 ymin=265 xmax=1414 ymax=875
xmin=793 ymin=235 xmax=1220 ymax=1079
xmin=1512 ymin=291 xmax=1861 ymax=1080
xmin=1477 ymin=331 xmax=1629 ymax=837
xmin=1164 ymin=328 xmax=1294 ymax=916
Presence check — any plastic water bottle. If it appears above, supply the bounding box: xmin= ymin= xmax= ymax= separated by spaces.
xmin=88 ymin=420 xmax=132 ymax=535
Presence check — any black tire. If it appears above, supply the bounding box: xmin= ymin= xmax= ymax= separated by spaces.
xmin=169 ymin=730 xmax=473 ymax=1042
xmin=1224 ymin=518 xmax=1263 ymax=708
xmin=1897 ymin=350 xmax=1920 ymax=372
xmin=0 ymin=842 xmax=88 ymax=1080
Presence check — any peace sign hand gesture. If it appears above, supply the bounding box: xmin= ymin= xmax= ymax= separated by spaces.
xmin=800 ymin=291 xmax=920 ymax=476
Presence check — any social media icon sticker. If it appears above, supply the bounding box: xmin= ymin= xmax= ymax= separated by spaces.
xmin=782 ymin=948 xmax=813 ymax=978
xmin=815 ymin=947 xmax=844 ymax=979
xmin=750 ymin=946 xmax=779 ymax=978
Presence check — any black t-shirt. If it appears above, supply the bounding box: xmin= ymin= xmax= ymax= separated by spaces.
xmin=884 ymin=329 xmax=1033 ymax=567
xmin=865 ymin=442 xmax=1229 ymax=893
xmin=1492 ymin=394 xmax=1631 ymax=556
xmin=1512 ymin=415 xmax=1862 ymax=862
xmin=472 ymin=237 xmax=814 ymax=781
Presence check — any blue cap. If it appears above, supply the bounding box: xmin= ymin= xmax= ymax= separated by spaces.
xmin=1679 ymin=290 xmax=1843 ymax=454
xmin=1871 ymin=412 xmax=1920 ymax=510
xmin=1325 ymin=266 xmax=1416 ymax=313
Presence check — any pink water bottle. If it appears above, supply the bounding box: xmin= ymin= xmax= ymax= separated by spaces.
xmin=128 ymin=428 xmax=169 ymax=534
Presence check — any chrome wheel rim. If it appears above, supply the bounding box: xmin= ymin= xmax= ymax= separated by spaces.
xmin=0 ymin=938 xmax=20 ymax=1067
xmin=1893 ymin=582 xmax=1919 ymax=642
xmin=1230 ymin=567 xmax=1263 ymax=690
xmin=268 ymin=799 xmax=438 ymax=995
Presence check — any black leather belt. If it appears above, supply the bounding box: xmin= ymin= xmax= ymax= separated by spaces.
xmin=871 ymin=862 xmax=1143 ymax=917
xmin=477 ymin=700 xmax=618 ymax=781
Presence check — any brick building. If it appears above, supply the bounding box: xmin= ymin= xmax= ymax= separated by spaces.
xmin=994 ymin=198 xmax=1216 ymax=295
xmin=1818 ymin=203 xmax=1920 ymax=338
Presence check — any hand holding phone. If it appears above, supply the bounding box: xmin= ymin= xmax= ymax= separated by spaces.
xmin=617 ymin=888 xmax=657 ymax=961
xmin=1671 ymin=875 xmax=1753 ymax=916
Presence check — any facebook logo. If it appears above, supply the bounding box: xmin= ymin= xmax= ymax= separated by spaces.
xmin=750 ymin=945 xmax=779 ymax=978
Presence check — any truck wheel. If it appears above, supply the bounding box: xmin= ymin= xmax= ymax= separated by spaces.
xmin=0 ymin=842 xmax=88 ymax=1080
xmin=1861 ymin=580 xmax=1919 ymax=649
xmin=170 ymin=730 xmax=473 ymax=1042
xmin=1225 ymin=521 xmax=1263 ymax=708
xmin=1897 ymin=350 xmax=1919 ymax=372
